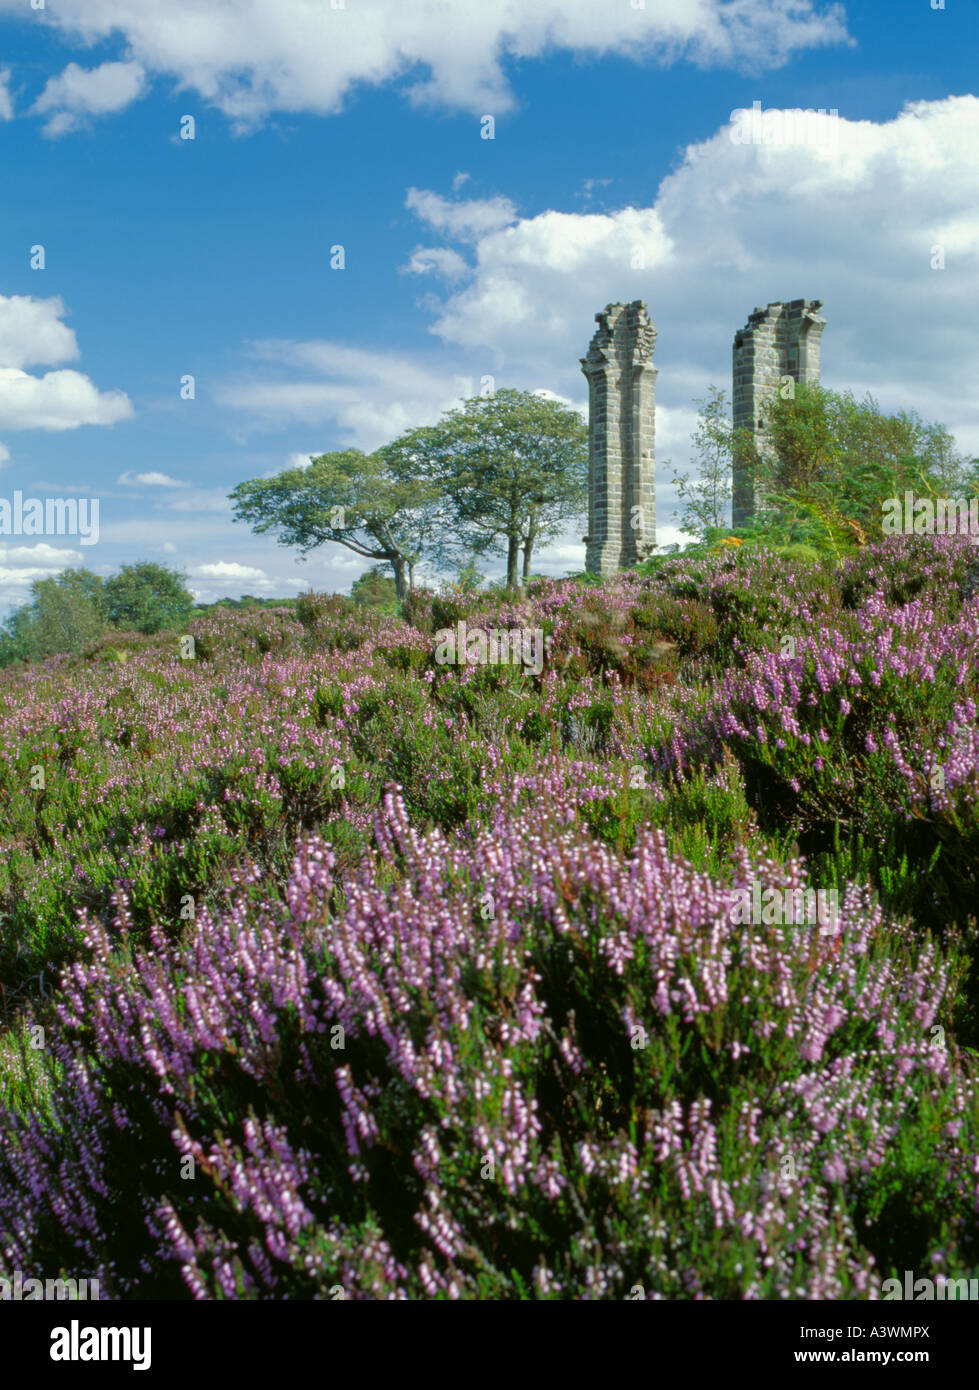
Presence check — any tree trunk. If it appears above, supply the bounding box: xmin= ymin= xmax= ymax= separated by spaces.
xmin=391 ymin=556 xmax=408 ymax=601
xmin=506 ymin=534 xmax=520 ymax=589
xmin=522 ymin=508 xmax=539 ymax=582
xmin=408 ymin=560 xmax=416 ymax=591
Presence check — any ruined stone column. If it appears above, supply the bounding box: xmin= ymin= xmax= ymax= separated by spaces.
xmin=732 ymin=298 xmax=825 ymax=526
xmin=581 ymin=301 xmax=657 ymax=574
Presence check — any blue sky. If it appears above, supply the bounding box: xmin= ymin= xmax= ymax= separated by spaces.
xmin=0 ymin=0 xmax=976 ymax=613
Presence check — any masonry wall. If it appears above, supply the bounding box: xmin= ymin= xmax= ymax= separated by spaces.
xmin=732 ymin=298 xmax=825 ymax=527
xmin=581 ymin=301 xmax=657 ymax=575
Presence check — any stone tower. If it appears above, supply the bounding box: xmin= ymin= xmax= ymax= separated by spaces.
xmin=732 ymin=298 xmax=825 ymax=526
xmin=581 ymin=301 xmax=657 ymax=574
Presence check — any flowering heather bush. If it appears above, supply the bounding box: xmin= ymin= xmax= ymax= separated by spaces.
xmin=637 ymin=544 xmax=839 ymax=666
xmin=2 ymin=536 xmax=979 ymax=1298
xmin=2 ymin=789 xmax=977 ymax=1299
xmin=839 ymin=533 xmax=977 ymax=613
xmin=0 ymin=605 xmax=436 ymax=989
xmin=657 ymin=538 xmax=979 ymax=926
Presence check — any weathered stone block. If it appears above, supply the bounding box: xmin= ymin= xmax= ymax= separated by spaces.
xmin=732 ymin=298 xmax=825 ymax=527
xmin=581 ymin=301 xmax=657 ymax=574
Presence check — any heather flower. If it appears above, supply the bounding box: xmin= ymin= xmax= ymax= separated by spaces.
xmin=0 ymin=542 xmax=976 ymax=1301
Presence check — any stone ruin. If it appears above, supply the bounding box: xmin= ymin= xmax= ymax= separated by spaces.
xmin=580 ymin=301 xmax=657 ymax=576
xmin=732 ymin=299 xmax=826 ymax=526
xmin=581 ymin=297 xmax=825 ymax=572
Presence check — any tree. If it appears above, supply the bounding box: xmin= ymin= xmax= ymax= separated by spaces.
xmin=668 ymin=386 xmax=734 ymax=541
xmin=0 ymin=603 xmax=35 ymax=666
xmin=382 ymin=389 xmax=588 ymax=589
xmin=34 ymin=570 xmax=109 ymax=653
xmin=229 ymin=450 xmax=443 ymax=601
xmin=453 ymin=555 xmax=486 ymax=593
xmin=756 ymin=384 xmax=974 ymax=549
xmin=350 ymin=564 xmax=399 ymax=610
xmin=0 ymin=568 xmax=108 ymax=665
xmin=104 ymin=562 xmax=196 ymax=634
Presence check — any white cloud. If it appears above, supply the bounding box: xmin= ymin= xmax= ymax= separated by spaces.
xmin=0 ymin=565 xmax=68 ymax=589
xmin=0 ymin=295 xmax=132 ymax=433
xmin=0 ymin=540 xmax=88 ymax=606
xmin=400 ymin=246 xmax=470 ymax=281
xmin=0 ymin=542 xmax=83 ymax=565
xmin=426 ymin=206 xmax=674 ymax=358
xmin=654 ymin=525 xmax=698 ymax=552
xmin=413 ymin=96 xmax=979 ymax=467
xmin=117 ymin=470 xmax=187 ymax=487
xmin=193 ymin=561 xmax=267 ymax=580
xmin=32 ymin=60 xmax=146 ymax=136
xmin=0 ymin=295 xmax=79 ymax=370
xmin=0 ymin=444 xmax=9 ymax=468
xmin=213 ymin=95 xmax=979 ymax=566
xmin=0 ymin=68 xmax=12 ymax=121
xmin=0 ymin=368 xmax=132 ymax=431
xmin=655 ymin=405 xmax=702 ymax=453
xmin=1 ymin=0 xmax=850 ymax=128
xmin=452 ymin=172 xmax=471 ymax=193
xmin=405 ymin=188 xmax=518 ymax=240
xmin=217 ymin=340 xmax=479 ymax=450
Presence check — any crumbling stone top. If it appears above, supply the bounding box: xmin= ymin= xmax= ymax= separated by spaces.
xmin=582 ymin=300 xmax=657 ymax=370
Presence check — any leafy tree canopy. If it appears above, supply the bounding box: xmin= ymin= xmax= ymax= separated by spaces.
xmin=382 ymin=388 xmax=588 ymax=588
xmin=740 ymin=385 xmax=974 ymax=559
xmin=229 ymin=449 xmax=443 ymax=600
xmin=0 ymin=568 xmax=109 ymax=664
xmin=0 ymin=562 xmax=197 ymax=667
xmin=350 ymin=564 xmax=399 ymax=611
xmin=104 ymin=562 xmax=196 ymax=635
xmin=669 ymin=382 xmax=976 ymax=563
